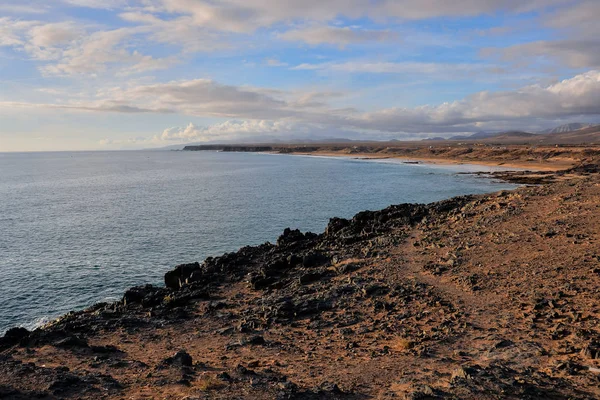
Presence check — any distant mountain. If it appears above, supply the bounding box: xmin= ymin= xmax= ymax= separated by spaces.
xmin=154 ymin=124 xmax=600 ymax=150
xmin=538 ymin=125 xmax=600 ymax=144
xmin=479 ymin=127 xmax=600 ymax=144
xmin=538 ymin=123 xmax=596 ymax=134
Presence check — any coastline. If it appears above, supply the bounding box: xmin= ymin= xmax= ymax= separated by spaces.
xmin=0 ymin=150 xmax=525 ymax=337
xmin=1 ymin=163 xmax=599 ymax=398
xmin=279 ymin=150 xmax=569 ymax=171
xmin=182 ymin=142 xmax=599 ymax=174
xmin=266 ymin=150 xmax=582 ymax=185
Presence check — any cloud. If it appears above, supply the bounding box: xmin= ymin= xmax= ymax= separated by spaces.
xmin=0 ymin=3 xmax=50 ymax=14
xmin=0 ymin=19 xmax=177 ymax=76
xmin=0 ymin=101 xmax=174 ymax=114
xmin=28 ymin=22 xmax=83 ymax=47
xmin=5 ymin=70 xmax=600 ymax=137
xmin=0 ymin=18 xmax=38 ymax=47
xmin=279 ymin=25 xmax=398 ymax=47
xmin=292 ymin=61 xmax=488 ymax=76
xmin=119 ymin=11 xmax=228 ymax=52
xmin=266 ymin=58 xmax=288 ymax=67
xmin=344 ymin=70 xmax=600 ymax=133
xmin=138 ymin=0 xmax=571 ymax=34
xmin=61 ymin=0 xmax=127 ymax=9
xmin=543 ymin=0 xmax=599 ymax=34
xmin=482 ymin=1 xmax=600 ymax=69
xmin=106 ymin=78 xmax=295 ymax=119
xmin=157 ymin=120 xmax=301 ymax=141
xmin=482 ymin=39 xmax=600 ymax=69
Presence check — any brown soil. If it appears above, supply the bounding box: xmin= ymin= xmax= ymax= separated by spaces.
xmin=1 ymin=163 xmax=600 ymax=399
xmin=274 ymin=143 xmax=600 ymax=171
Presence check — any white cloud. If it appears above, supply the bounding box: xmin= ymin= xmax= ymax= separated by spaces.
xmin=157 ymin=120 xmax=300 ymax=141
xmin=0 ymin=18 xmax=174 ymax=76
xmin=5 ymin=70 xmax=600 ymax=136
xmin=39 ymin=28 xmax=131 ymax=75
xmin=119 ymin=12 xmax=228 ymax=52
xmin=543 ymin=0 xmax=599 ymax=34
xmin=28 ymin=22 xmax=83 ymax=47
xmin=292 ymin=61 xmax=486 ymax=76
xmin=0 ymin=3 xmax=50 ymax=14
xmin=344 ymin=70 xmax=600 ymax=133
xmin=62 ymin=0 xmax=127 ymax=9
xmin=0 ymin=18 xmax=38 ymax=47
xmin=266 ymin=58 xmax=288 ymax=67
xmin=482 ymin=39 xmax=600 ymax=69
xmin=279 ymin=25 xmax=398 ymax=47
xmin=482 ymin=1 xmax=600 ymax=69
xmin=140 ymin=0 xmax=571 ymax=34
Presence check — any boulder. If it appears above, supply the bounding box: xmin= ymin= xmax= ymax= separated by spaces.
xmin=164 ymin=262 xmax=201 ymax=290
xmin=0 ymin=327 xmax=30 ymax=348
xmin=123 ymin=284 xmax=166 ymax=307
xmin=276 ymin=228 xmax=306 ymax=247
xmin=302 ymin=252 xmax=329 ymax=268
xmin=163 ymin=350 xmax=193 ymax=367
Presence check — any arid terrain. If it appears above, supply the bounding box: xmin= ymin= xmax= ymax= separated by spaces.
xmin=184 ymin=143 xmax=600 ymax=172
xmin=1 ymin=155 xmax=600 ymax=399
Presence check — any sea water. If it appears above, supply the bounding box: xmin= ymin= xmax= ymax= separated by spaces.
xmin=0 ymin=150 xmax=518 ymax=333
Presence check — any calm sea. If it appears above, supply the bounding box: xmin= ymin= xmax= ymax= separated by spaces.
xmin=0 ymin=150 xmax=517 ymax=334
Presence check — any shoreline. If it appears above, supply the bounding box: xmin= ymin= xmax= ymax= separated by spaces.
xmin=272 ymin=150 xmax=572 ymax=172
xmin=182 ymin=142 xmax=598 ymax=173
xmin=1 ymin=159 xmax=599 ymax=398
xmin=0 ymin=152 xmax=576 ymax=334
xmin=266 ymin=150 xmax=582 ymax=185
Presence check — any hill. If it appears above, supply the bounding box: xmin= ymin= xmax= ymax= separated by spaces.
xmin=539 ymin=123 xmax=595 ymax=134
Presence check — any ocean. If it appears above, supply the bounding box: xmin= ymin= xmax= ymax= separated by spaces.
xmin=0 ymin=150 xmax=518 ymax=334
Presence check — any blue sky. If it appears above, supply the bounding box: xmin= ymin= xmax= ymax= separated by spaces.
xmin=1 ymin=0 xmax=599 ymax=151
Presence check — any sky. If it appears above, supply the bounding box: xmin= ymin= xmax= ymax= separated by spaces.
xmin=1 ymin=0 xmax=600 ymax=151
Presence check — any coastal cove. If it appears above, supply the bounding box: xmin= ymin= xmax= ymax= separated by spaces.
xmin=0 ymin=150 xmax=520 ymax=334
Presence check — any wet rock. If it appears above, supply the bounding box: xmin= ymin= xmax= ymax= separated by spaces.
xmin=0 ymin=327 xmax=30 ymax=348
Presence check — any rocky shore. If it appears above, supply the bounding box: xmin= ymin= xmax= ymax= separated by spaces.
xmin=1 ymin=165 xmax=600 ymax=399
